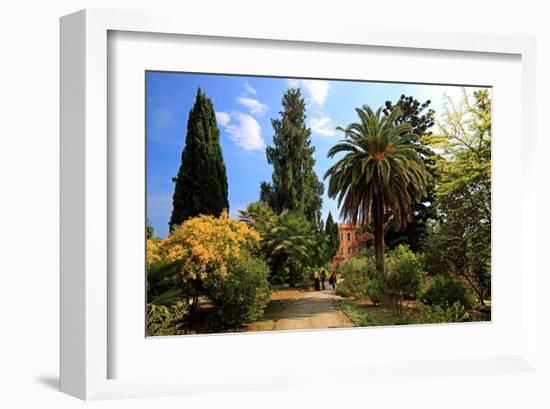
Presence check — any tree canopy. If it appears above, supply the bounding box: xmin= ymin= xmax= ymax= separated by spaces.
xmin=260 ymin=88 xmax=324 ymax=229
xmin=169 ymin=88 xmax=229 ymax=231
xmin=325 ymin=106 xmax=429 ymax=274
xmin=383 ymin=95 xmax=438 ymax=251
xmin=423 ymin=89 xmax=491 ymax=304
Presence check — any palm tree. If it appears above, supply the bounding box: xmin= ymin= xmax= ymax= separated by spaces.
xmin=324 ymin=106 xmax=428 ymax=274
xmin=263 ymin=210 xmax=318 ymax=287
xmin=238 ymin=202 xmax=276 ymax=233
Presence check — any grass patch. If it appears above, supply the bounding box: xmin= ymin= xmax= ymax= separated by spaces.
xmin=339 ymin=299 xmax=403 ymax=327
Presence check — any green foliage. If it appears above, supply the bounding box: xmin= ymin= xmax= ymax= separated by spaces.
xmin=364 ymin=278 xmax=383 ymax=305
xmin=206 ymin=252 xmax=271 ymax=329
xmin=325 ymin=105 xmax=429 ymax=275
xmin=324 ymin=211 xmax=340 ymax=259
xmin=169 ymin=88 xmax=229 ymax=231
xmin=423 ymin=89 xmax=491 ymax=305
xmin=421 ymin=276 xmax=473 ymax=309
xmin=262 ymin=210 xmax=319 ymax=287
xmin=336 ymin=255 xmax=377 ymax=299
xmin=339 ymin=256 xmax=376 ymax=278
xmin=414 ymin=301 xmax=471 ymax=324
xmin=240 ymin=203 xmax=326 ymax=284
xmin=385 ymin=245 xmax=424 ymax=299
xmin=383 ymin=94 xmax=436 ymax=137
xmin=337 ymin=248 xmax=422 ymax=309
xmin=238 ymin=201 xmax=276 ymax=233
xmin=146 ymin=258 xmax=185 ymax=307
xmin=260 ymin=88 xmax=324 ymax=229
xmin=146 ymin=221 xmax=154 ymax=239
xmin=146 ymin=301 xmax=188 ymax=336
xmin=336 ymin=270 xmax=370 ymax=299
xmin=382 ymin=95 xmax=439 ymax=252
xmin=339 ymin=300 xmax=375 ymax=326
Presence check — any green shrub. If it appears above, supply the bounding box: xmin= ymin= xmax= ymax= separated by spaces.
xmin=364 ymin=278 xmax=383 ymax=305
xmin=339 ymin=256 xmax=376 ymax=279
xmin=385 ymin=245 xmax=425 ymax=300
xmin=336 ymin=270 xmax=370 ymax=299
xmin=415 ymin=301 xmax=471 ymax=324
xmin=146 ymin=301 xmax=188 ymax=336
xmin=206 ymin=252 xmax=271 ymax=328
xmin=421 ymin=276 xmax=473 ymax=309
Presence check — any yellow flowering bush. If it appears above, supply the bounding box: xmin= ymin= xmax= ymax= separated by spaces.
xmin=147 ymin=212 xmax=260 ymax=282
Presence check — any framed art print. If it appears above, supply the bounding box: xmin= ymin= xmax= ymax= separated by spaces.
xmin=60 ymin=9 xmax=538 ymax=400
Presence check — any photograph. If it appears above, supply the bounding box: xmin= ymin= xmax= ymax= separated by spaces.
xmin=145 ymin=72 xmax=492 ymax=336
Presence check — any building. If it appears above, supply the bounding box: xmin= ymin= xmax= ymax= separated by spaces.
xmin=332 ymin=223 xmax=374 ymax=271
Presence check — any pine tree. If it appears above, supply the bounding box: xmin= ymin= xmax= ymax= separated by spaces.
xmin=169 ymin=88 xmax=229 ymax=232
xmin=324 ymin=211 xmax=340 ymax=258
xmin=260 ymin=88 xmax=324 ymax=229
xmin=382 ymin=95 xmax=438 ymax=251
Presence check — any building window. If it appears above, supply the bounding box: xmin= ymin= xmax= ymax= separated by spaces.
xmin=340 ymin=233 xmax=343 ymax=241
xmin=347 ymin=247 xmax=352 ymax=254
xmin=347 ymin=232 xmax=351 ymax=241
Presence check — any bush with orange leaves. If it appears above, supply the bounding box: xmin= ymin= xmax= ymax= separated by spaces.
xmin=147 ymin=211 xmax=261 ymax=284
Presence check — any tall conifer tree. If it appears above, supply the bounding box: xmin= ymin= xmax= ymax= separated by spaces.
xmin=260 ymin=88 xmax=324 ymax=229
xmin=169 ymin=88 xmax=228 ymax=231
xmin=324 ymin=211 xmax=340 ymax=259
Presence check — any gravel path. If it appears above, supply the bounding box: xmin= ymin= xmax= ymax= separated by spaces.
xmin=273 ymin=289 xmax=354 ymax=331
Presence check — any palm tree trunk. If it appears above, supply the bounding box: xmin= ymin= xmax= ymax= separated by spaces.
xmin=373 ymin=194 xmax=385 ymax=275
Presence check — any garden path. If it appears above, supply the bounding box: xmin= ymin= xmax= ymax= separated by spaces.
xmin=273 ymin=289 xmax=354 ymax=331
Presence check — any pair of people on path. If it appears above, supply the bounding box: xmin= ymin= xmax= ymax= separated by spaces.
xmin=314 ymin=267 xmax=335 ymax=291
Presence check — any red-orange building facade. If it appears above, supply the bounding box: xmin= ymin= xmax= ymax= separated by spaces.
xmin=332 ymin=223 xmax=374 ymax=271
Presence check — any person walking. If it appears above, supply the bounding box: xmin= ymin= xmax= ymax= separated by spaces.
xmin=320 ymin=268 xmax=327 ymax=290
xmin=313 ymin=269 xmax=320 ymax=291
xmin=329 ymin=270 xmax=337 ymax=290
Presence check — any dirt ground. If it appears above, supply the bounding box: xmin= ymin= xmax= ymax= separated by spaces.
xmin=271 ymin=288 xmax=353 ymax=331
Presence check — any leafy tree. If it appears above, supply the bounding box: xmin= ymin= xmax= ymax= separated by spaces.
xmin=382 ymin=95 xmax=435 ymax=139
xmin=169 ymin=88 xmax=228 ymax=231
xmin=263 ymin=211 xmax=319 ymax=287
xmin=260 ymin=88 xmax=324 ymax=229
xmin=146 ymin=221 xmax=155 ymax=240
xmin=383 ymin=95 xmax=438 ymax=251
xmin=424 ymin=89 xmax=491 ymax=305
xmin=324 ymin=211 xmax=340 ymax=259
xmin=383 ymin=245 xmax=424 ymax=314
xmin=238 ymin=202 xmax=284 ymax=278
xmin=148 ymin=212 xmax=260 ymax=311
xmin=325 ymin=106 xmax=428 ymax=275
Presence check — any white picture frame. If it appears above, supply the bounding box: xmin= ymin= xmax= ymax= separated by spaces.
xmin=60 ymin=8 xmax=538 ymax=400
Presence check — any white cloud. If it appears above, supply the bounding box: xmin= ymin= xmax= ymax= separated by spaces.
xmin=236 ymin=97 xmax=268 ymax=115
xmin=310 ymin=116 xmax=336 ymax=137
xmin=286 ymin=79 xmax=329 ymax=105
xmin=216 ymin=111 xmax=265 ymax=151
xmin=302 ymin=80 xmax=329 ymax=105
xmin=215 ymin=111 xmax=231 ymax=127
xmin=243 ymin=82 xmax=257 ymax=95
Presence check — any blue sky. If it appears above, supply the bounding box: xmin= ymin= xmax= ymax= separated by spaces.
xmin=147 ymin=71 xmax=485 ymax=238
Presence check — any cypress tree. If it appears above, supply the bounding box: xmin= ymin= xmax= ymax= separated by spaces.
xmin=324 ymin=211 xmax=340 ymax=258
xmin=169 ymin=88 xmax=229 ymax=231
xmin=260 ymin=88 xmax=324 ymax=229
